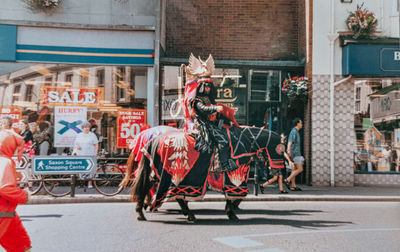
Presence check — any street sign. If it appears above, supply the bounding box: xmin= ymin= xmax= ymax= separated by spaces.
xmin=32 ymin=156 xmax=97 ymax=175
xmin=13 ymin=155 xmax=29 ymax=170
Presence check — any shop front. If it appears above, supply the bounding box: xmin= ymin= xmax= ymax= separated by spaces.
xmin=342 ymin=38 xmax=400 ymax=185
xmin=0 ymin=25 xmax=155 ymax=157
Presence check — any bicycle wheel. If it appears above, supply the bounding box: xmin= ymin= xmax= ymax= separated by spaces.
xmin=43 ymin=175 xmax=72 ymax=197
xmin=94 ymin=165 xmax=124 ymax=196
xmin=27 ymin=174 xmax=43 ymax=195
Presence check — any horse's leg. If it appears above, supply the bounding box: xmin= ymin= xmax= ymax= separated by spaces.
xmin=136 ymin=200 xmax=146 ymax=221
xmin=176 ymin=198 xmax=188 ymax=216
xmin=225 ymin=200 xmax=239 ymax=221
xmin=120 ymin=152 xmax=136 ymax=187
xmin=232 ymin=199 xmax=242 ymax=210
xmin=177 ymin=199 xmax=196 ymax=222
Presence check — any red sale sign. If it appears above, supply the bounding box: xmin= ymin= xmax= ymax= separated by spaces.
xmin=117 ymin=109 xmax=146 ymax=149
xmin=0 ymin=106 xmax=22 ymax=132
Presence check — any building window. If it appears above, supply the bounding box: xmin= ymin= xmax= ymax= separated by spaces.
xmin=356 ymin=87 xmax=361 ymax=100
xmin=97 ymin=69 xmax=105 ymax=87
xmin=116 ymin=67 xmax=125 ymax=101
xmin=65 ymin=73 xmax=73 ymax=85
xmin=80 ymin=69 xmax=89 ymax=86
xmin=45 ymin=76 xmax=52 ymax=86
xmin=25 ymin=85 xmax=33 ymax=102
xmin=355 ymin=100 xmax=360 ymax=112
xmin=12 ymin=85 xmax=21 ymax=103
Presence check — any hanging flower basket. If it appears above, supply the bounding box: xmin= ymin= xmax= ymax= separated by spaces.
xmin=24 ymin=0 xmax=62 ymax=13
xmin=282 ymin=76 xmax=308 ymax=101
xmin=346 ymin=3 xmax=378 ymax=39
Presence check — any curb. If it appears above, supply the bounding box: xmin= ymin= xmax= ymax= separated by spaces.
xmin=28 ymin=194 xmax=400 ymax=204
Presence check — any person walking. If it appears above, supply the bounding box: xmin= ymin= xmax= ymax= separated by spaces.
xmin=284 ymin=118 xmax=304 ymax=191
xmin=19 ymin=120 xmax=35 ymax=157
xmin=73 ymin=121 xmax=99 ymax=189
xmin=0 ymin=116 xmax=32 ymax=252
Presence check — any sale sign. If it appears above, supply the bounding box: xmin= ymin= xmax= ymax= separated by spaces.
xmin=40 ymin=86 xmax=104 ymax=107
xmin=0 ymin=106 xmax=22 ymax=131
xmin=54 ymin=106 xmax=87 ymax=147
xmin=117 ymin=109 xmax=146 ymax=149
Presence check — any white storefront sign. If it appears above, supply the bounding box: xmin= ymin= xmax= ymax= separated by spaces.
xmin=54 ymin=106 xmax=87 ymax=147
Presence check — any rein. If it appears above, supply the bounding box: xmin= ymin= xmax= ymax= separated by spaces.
xmin=232 ymin=127 xmax=266 ymax=157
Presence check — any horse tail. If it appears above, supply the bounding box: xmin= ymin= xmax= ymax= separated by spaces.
xmin=119 ymin=151 xmax=136 ymax=187
xmin=130 ymin=154 xmax=151 ymax=202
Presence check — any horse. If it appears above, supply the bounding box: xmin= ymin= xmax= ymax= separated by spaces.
xmin=119 ymin=126 xmax=180 ymax=188
xmin=131 ymin=125 xmax=285 ymax=222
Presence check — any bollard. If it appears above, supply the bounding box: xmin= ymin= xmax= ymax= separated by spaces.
xmin=70 ymin=174 xmax=76 ymax=197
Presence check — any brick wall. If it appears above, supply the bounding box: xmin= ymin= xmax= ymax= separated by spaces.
xmin=165 ymin=0 xmax=302 ymax=61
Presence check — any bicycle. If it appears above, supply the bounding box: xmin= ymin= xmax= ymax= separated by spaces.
xmin=42 ymin=157 xmax=125 ymax=197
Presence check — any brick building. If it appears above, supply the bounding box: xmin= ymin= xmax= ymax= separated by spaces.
xmin=159 ymin=0 xmax=309 ymax=183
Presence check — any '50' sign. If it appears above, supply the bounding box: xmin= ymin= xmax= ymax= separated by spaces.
xmin=117 ymin=109 xmax=146 ymax=149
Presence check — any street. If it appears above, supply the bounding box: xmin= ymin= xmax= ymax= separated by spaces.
xmin=12 ymin=201 xmax=400 ymax=252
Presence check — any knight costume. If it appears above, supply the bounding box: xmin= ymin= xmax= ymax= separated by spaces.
xmin=182 ymin=54 xmax=238 ymax=172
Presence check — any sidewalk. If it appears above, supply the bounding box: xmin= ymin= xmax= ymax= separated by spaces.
xmin=28 ymin=183 xmax=400 ymax=205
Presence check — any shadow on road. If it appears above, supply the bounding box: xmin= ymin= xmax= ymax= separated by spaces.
xmin=145 ymin=208 xmax=352 ymax=228
xmin=20 ymin=214 xmax=63 ymax=221
xmin=150 ymin=216 xmax=353 ymax=229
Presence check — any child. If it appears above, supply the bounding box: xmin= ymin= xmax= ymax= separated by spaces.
xmin=260 ymin=134 xmax=294 ymax=194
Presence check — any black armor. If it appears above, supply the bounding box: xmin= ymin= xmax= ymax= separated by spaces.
xmin=190 ymin=78 xmax=238 ymax=172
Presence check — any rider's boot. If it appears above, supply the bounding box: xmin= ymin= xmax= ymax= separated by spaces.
xmin=219 ymin=145 xmax=238 ymax=172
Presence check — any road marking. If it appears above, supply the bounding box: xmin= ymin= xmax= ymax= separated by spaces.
xmin=246 ymin=249 xmax=286 ymax=252
xmin=214 ymin=228 xmax=400 ymax=249
xmin=213 ymin=237 xmax=263 ymax=248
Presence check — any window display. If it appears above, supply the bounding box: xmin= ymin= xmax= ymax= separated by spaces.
xmin=354 ymin=79 xmax=400 ymax=173
xmin=0 ymin=63 xmax=149 ymax=156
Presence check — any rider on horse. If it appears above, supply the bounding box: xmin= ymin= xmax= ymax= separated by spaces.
xmin=183 ymin=54 xmax=238 ymax=172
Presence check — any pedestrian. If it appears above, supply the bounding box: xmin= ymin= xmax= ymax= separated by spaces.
xmin=73 ymin=121 xmax=99 ymax=189
xmin=33 ymin=121 xmax=52 ymax=155
xmin=284 ymin=118 xmax=304 ymax=191
xmin=19 ymin=120 xmax=35 ymax=157
xmin=0 ymin=116 xmax=32 ymax=252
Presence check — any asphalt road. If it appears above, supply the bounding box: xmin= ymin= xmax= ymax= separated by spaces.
xmin=11 ymin=201 xmax=400 ymax=252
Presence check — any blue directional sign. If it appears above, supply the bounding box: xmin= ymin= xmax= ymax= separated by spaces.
xmin=32 ymin=156 xmax=97 ymax=175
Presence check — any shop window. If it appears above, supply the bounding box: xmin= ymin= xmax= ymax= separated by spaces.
xmin=97 ymin=69 xmax=105 ymax=87
xmin=354 ymin=79 xmax=400 ymax=174
xmin=249 ymin=70 xmax=280 ymax=102
xmin=1 ymin=63 xmax=148 ymax=157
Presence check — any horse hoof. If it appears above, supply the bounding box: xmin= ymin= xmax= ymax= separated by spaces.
xmin=137 ymin=213 xmax=147 ymax=221
xmin=187 ymin=215 xmax=196 ymax=223
xmin=228 ymin=213 xmax=239 ymax=221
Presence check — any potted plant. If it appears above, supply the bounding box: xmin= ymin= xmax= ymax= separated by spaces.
xmin=282 ymin=76 xmax=308 ymax=101
xmin=24 ymin=0 xmax=62 ymax=13
xmin=346 ymin=3 xmax=378 ymax=39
